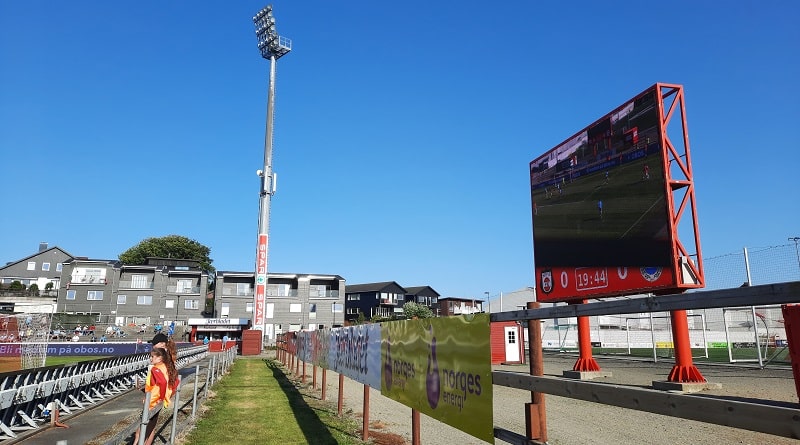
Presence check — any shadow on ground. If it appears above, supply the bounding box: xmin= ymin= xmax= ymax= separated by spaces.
xmin=265 ymin=359 xmax=408 ymax=445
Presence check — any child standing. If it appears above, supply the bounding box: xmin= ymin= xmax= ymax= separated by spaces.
xmin=133 ymin=347 xmax=179 ymax=445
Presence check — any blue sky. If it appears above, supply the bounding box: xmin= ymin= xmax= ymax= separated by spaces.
xmin=1 ymin=1 xmax=798 ymax=298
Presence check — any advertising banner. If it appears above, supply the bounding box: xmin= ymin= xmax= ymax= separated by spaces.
xmin=328 ymin=324 xmax=381 ymax=389
xmin=297 ymin=329 xmax=331 ymax=368
xmin=381 ymin=314 xmax=493 ymax=443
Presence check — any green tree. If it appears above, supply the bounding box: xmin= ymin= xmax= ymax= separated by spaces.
xmin=9 ymin=281 xmax=24 ymax=291
xmin=119 ymin=235 xmax=215 ymax=275
xmin=28 ymin=283 xmax=39 ymax=296
xmin=403 ymin=302 xmax=434 ymax=319
xmin=355 ymin=312 xmax=366 ymax=325
xmin=44 ymin=282 xmax=54 ymax=291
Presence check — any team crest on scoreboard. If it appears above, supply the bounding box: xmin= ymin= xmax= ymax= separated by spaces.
xmin=640 ymin=267 xmax=662 ymax=282
xmin=540 ymin=270 xmax=553 ymax=294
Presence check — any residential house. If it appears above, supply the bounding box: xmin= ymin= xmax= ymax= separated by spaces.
xmin=0 ymin=243 xmax=72 ymax=296
xmin=344 ymin=281 xmax=406 ymax=322
xmin=0 ymin=243 xmax=72 ymax=312
xmin=59 ymin=257 xmax=208 ymax=329
xmin=437 ymin=296 xmax=483 ymax=317
xmin=403 ymin=286 xmax=440 ymax=313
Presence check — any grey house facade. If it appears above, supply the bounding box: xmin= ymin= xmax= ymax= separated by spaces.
xmin=58 ymin=257 xmax=208 ymax=328
xmin=0 ymin=243 xmax=73 ymax=296
xmin=215 ymin=271 xmax=345 ymax=343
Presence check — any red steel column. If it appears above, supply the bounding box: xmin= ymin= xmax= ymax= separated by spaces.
xmin=573 ymin=301 xmax=601 ymax=372
xmin=667 ymin=309 xmax=706 ymax=382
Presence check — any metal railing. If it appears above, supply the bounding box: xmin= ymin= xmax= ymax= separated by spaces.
xmin=0 ymin=345 xmax=208 ymax=442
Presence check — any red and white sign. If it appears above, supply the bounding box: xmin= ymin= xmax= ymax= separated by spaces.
xmin=254 ymin=234 xmax=268 ymax=328
xmin=536 ymin=266 xmax=676 ymax=302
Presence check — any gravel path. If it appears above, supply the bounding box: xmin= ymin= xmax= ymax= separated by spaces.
xmin=316 ymin=353 xmax=798 ymax=445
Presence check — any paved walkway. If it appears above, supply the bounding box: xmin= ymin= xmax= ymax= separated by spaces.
xmin=13 ymin=361 xmax=210 ymax=445
xmin=24 ymin=387 xmax=145 ymax=445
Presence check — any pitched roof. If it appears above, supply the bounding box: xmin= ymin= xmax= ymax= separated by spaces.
xmin=1 ymin=246 xmax=74 ymax=271
xmin=345 ymin=281 xmax=406 ymax=294
xmin=404 ymin=286 xmax=440 ymax=297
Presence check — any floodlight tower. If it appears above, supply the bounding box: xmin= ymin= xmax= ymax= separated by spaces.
xmin=253 ymin=4 xmax=291 ymax=346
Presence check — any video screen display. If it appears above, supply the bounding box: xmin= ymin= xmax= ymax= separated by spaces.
xmin=530 ymin=87 xmax=673 ymax=269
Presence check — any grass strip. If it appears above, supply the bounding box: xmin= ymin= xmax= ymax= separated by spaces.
xmin=183 ymin=357 xmax=366 ymax=445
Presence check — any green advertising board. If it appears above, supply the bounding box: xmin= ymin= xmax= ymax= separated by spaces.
xmin=381 ymin=314 xmax=493 ymax=443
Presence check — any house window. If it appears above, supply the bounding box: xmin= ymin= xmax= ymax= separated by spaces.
xmin=42 ymin=263 xmax=50 ymax=271
xmin=56 ymin=263 xmax=62 ymax=272
xmin=246 ymin=302 xmax=253 ymax=313
xmin=309 ymin=303 xmax=317 ymax=319
xmin=310 ymin=285 xmax=331 ymax=297
xmin=267 ymin=283 xmax=291 ymax=297
xmin=117 ymin=295 xmax=127 ymax=305
xmin=66 ymin=290 xmax=76 ymax=300
xmin=289 ymin=304 xmax=301 ymax=313
xmin=221 ymin=303 xmax=230 ymax=317
xmin=137 ymin=295 xmax=153 ymax=305
xmin=166 ymin=300 xmax=176 ymax=309
xmin=347 ymin=294 xmax=360 ymax=301
xmin=184 ymin=300 xmax=199 ymax=310
xmin=176 ymin=279 xmax=193 ymax=293
xmin=27 ymin=262 xmax=36 ymax=270
xmin=346 ymin=308 xmax=359 ymax=315
xmin=507 ymin=330 xmax=516 ymax=344
xmin=87 ymin=291 xmax=104 ymax=301
xmin=237 ymin=283 xmax=251 ymax=296
xmin=131 ymin=274 xmax=150 ymax=289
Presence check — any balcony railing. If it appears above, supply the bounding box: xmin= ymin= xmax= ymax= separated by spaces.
xmin=167 ymin=285 xmax=201 ymax=294
xmin=266 ymin=289 xmax=298 ymax=298
xmin=310 ymin=290 xmax=339 ymax=298
xmin=220 ymin=285 xmax=254 ymax=296
xmin=69 ymin=275 xmax=107 ymax=285
xmin=118 ymin=280 xmax=155 ymax=289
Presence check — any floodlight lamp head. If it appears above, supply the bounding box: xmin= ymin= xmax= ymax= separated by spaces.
xmin=256 ymin=169 xmax=264 ymax=177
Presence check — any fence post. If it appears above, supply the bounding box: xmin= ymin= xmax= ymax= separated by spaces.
xmin=362 ymin=384 xmax=370 ymax=441
xmin=192 ymin=364 xmax=200 ymax=417
xmin=525 ymin=301 xmax=547 ymax=443
xmin=412 ymin=409 xmax=421 ymax=445
xmin=337 ymin=374 xmax=344 ymax=417
xmin=137 ymin=392 xmax=153 ymax=445
xmin=204 ymin=362 xmax=211 ymax=399
xmin=321 ymin=368 xmax=327 ymax=400
xmin=169 ymin=382 xmax=182 ymax=445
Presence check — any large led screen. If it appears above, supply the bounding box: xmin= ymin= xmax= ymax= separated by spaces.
xmin=531 ymin=86 xmax=676 ymax=300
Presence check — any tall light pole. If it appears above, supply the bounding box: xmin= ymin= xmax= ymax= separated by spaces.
xmin=252 ymin=5 xmax=291 ymax=346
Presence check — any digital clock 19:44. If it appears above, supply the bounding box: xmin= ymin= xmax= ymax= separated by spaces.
xmin=575 ymin=268 xmax=609 ymax=291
